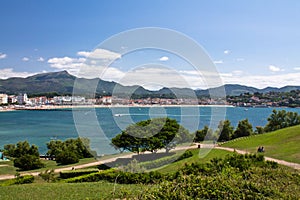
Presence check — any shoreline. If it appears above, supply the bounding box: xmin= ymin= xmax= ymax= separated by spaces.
xmin=0 ymin=104 xmax=236 ymax=112
xmin=0 ymin=104 xmax=296 ymax=112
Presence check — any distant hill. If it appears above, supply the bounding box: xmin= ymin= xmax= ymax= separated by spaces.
xmin=0 ymin=71 xmax=300 ymax=97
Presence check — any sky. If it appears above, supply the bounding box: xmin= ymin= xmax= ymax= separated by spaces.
xmin=0 ymin=0 xmax=300 ymax=90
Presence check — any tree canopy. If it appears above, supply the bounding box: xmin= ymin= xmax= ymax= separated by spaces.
xmin=4 ymin=141 xmax=44 ymax=171
xmin=264 ymin=109 xmax=300 ymax=132
xmin=111 ymin=118 xmax=192 ymax=154
xmin=46 ymin=137 xmax=94 ymax=165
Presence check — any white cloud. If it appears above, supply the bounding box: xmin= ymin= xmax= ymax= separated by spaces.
xmin=77 ymin=49 xmax=121 ymax=60
xmin=213 ymin=60 xmax=223 ymax=64
xmin=77 ymin=51 xmax=91 ymax=57
xmin=0 ymin=68 xmax=36 ymax=79
xmin=0 ymin=53 xmax=7 ymax=59
xmin=269 ymin=65 xmax=284 ymax=72
xmin=224 ymin=50 xmax=230 ymax=54
xmin=159 ymin=56 xmax=169 ymax=61
xmin=236 ymin=58 xmax=244 ymax=62
xmin=48 ymin=57 xmax=86 ymax=70
xmin=37 ymin=57 xmax=44 ymax=62
xmin=293 ymin=67 xmax=300 ymax=71
xmin=22 ymin=57 xmax=29 ymax=61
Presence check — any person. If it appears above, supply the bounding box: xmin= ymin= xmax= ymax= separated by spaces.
xmin=261 ymin=146 xmax=265 ymax=152
xmin=257 ymin=146 xmax=261 ymax=152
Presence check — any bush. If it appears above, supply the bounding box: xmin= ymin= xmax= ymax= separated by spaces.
xmin=14 ymin=154 xmax=45 ymax=170
xmin=60 ymin=168 xmax=99 ymax=179
xmin=1 ymin=175 xmax=34 ymax=186
xmin=56 ymin=150 xmax=79 ymax=165
xmin=65 ymin=169 xmax=167 ymax=184
xmin=176 ymin=150 xmax=193 ymax=161
xmin=39 ymin=169 xmax=56 ymax=182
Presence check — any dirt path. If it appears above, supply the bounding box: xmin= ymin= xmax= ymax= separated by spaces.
xmin=215 ymin=146 xmax=300 ymax=170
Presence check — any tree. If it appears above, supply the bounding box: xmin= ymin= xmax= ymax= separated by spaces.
xmin=111 ymin=118 xmax=191 ymax=154
xmin=4 ymin=141 xmax=45 ymax=171
xmin=232 ymin=119 xmax=253 ymax=139
xmin=56 ymin=149 xmax=79 ymax=165
xmin=3 ymin=144 xmax=16 ymax=157
xmin=14 ymin=154 xmax=45 ymax=171
xmin=194 ymin=126 xmax=211 ymax=142
xmin=46 ymin=137 xmax=94 ymax=165
xmin=264 ymin=109 xmax=300 ymax=132
xmin=217 ymin=120 xmax=234 ymax=142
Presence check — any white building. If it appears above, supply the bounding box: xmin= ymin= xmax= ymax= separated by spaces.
xmin=17 ymin=93 xmax=28 ymax=105
xmin=0 ymin=94 xmax=8 ymax=104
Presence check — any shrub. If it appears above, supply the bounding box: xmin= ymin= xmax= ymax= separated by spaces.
xmin=39 ymin=169 xmax=56 ymax=182
xmin=14 ymin=154 xmax=45 ymax=170
xmin=65 ymin=169 xmax=167 ymax=184
xmin=1 ymin=175 xmax=34 ymax=186
xmin=60 ymin=168 xmax=99 ymax=179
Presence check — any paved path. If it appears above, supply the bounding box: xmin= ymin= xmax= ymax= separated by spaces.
xmin=215 ymin=146 xmax=300 ymax=170
xmin=0 ymin=144 xmax=199 ymax=181
xmin=1 ymin=144 xmax=298 ymax=180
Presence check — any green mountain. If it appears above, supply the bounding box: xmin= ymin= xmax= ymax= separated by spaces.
xmin=0 ymin=71 xmax=300 ymax=97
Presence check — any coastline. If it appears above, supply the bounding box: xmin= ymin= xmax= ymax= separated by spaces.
xmin=0 ymin=104 xmax=236 ymax=112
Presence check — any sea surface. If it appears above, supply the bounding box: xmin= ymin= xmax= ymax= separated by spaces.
xmin=0 ymin=106 xmax=299 ymax=154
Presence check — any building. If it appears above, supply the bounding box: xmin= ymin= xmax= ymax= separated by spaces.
xmin=17 ymin=93 xmax=28 ymax=105
xmin=0 ymin=94 xmax=8 ymax=104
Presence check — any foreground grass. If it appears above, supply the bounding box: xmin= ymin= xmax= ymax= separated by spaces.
xmin=0 ymin=181 xmax=148 ymax=200
xmin=157 ymin=148 xmax=235 ymax=173
xmin=222 ymin=125 xmax=300 ymax=163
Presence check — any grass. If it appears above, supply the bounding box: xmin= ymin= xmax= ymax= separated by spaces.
xmin=157 ymin=148 xmax=235 ymax=173
xmin=0 ymin=181 xmax=149 ymax=200
xmin=221 ymin=125 xmax=300 ymax=164
xmin=0 ymin=152 xmax=132 ymax=176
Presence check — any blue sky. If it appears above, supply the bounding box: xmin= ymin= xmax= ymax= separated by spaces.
xmin=0 ymin=0 xmax=300 ymax=89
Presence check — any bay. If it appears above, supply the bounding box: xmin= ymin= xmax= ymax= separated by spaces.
xmin=0 ymin=106 xmax=299 ymax=154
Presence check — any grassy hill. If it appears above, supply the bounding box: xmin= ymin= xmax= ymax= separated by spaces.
xmin=221 ymin=125 xmax=300 ymax=163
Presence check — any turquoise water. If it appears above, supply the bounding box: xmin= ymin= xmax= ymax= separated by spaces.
xmin=0 ymin=107 xmax=299 ymax=154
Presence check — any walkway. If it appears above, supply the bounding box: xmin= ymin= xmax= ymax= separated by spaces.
xmin=215 ymin=146 xmax=300 ymax=170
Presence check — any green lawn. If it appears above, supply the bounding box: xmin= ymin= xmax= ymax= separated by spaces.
xmin=0 ymin=152 xmax=132 ymax=176
xmin=157 ymin=148 xmax=235 ymax=173
xmin=0 ymin=158 xmax=96 ymax=176
xmin=221 ymin=125 xmax=300 ymax=163
xmin=0 ymin=181 xmax=148 ymax=200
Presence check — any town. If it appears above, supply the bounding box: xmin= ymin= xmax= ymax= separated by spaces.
xmin=1 ymin=89 xmax=300 ymax=110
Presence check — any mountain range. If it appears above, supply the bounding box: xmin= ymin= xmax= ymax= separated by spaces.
xmin=0 ymin=70 xmax=299 ymax=97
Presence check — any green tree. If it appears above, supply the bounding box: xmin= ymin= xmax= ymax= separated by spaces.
xmin=217 ymin=120 xmax=234 ymax=142
xmin=46 ymin=137 xmax=93 ymax=165
xmin=3 ymin=144 xmax=16 ymax=157
xmin=56 ymin=149 xmax=79 ymax=165
xmin=14 ymin=154 xmax=45 ymax=171
xmin=112 ymin=118 xmax=191 ymax=154
xmin=264 ymin=109 xmax=300 ymax=132
xmin=6 ymin=141 xmax=44 ymax=171
xmin=232 ymin=119 xmax=253 ymax=139
xmin=194 ymin=126 xmax=211 ymax=142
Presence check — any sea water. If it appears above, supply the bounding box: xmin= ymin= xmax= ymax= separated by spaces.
xmin=0 ymin=106 xmax=299 ymax=154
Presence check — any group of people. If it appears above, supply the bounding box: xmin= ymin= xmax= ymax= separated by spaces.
xmin=257 ymin=146 xmax=265 ymax=153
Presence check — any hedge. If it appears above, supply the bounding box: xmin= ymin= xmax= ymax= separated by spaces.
xmin=59 ymin=168 xmax=99 ymax=179
xmin=1 ymin=175 xmax=34 ymax=186
xmin=65 ymin=169 xmax=167 ymax=184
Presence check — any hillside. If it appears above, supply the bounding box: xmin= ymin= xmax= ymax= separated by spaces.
xmin=1 ymin=70 xmax=300 ymax=96
xmin=221 ymin=125 xmax=300 ymax=163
